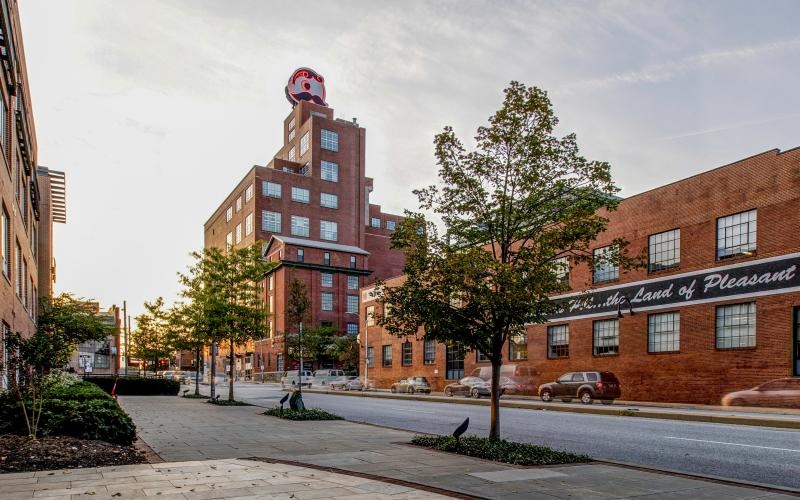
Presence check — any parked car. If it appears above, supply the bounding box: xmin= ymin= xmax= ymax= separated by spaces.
xmin=177 ymin=371 xmax=197 ymax=384
xmin=538 ymin=371 xmax=621 ymax=404
xmin=499 ymin=376 xmax=536 ymax=396
xmin=281 ymin=371 xmax=314 ymax=388
xmin=390 ymin=376 xmax=432 ymax=394
xmin=310 ymin=369 xmax=346 ymax=386
xmin=721 ymin=378 xmax=800 ymax=408
xmin=444 ymin=376 xmax=492 ymax=398
xmin=329 ymin=376 xmax=364 ymax=391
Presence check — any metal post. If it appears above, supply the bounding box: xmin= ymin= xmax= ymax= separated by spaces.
xmin=364 ymin=313 xmax=369 ymax=390
xmin=297 ymin=321 xmax=303 ymax=397
xmin=210 ymin=342 xmax=217 ymax=400
xmin=123 ymin=302 xmax=128 ymax=376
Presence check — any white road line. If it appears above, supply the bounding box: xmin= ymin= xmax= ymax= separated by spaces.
xmin=664 ymin=436 xmax=800 ymax=453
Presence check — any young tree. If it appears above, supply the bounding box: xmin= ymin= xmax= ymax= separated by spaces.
xmin=377 ymin=82 xmax=635 ymax=441
xmin=327 ymin=334 xmax=360 ymax=371
xmin=166 ymin=302 xmax=207 ymax=396
xmin=286 ymin=325 xmax=336 ymax=370
xmin=130 ymin=297 xmax=174 ymax=374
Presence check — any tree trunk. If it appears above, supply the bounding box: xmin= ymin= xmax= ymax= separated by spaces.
xmin=194 ymin=347 xmax=200 ymax=396
xmin=489 ymin=356 xmax=502 ymax=441
xmin=228 ymin=339 xmax=235 ymax=401
xmin=210 ymin=343 xmax=216 ymax=400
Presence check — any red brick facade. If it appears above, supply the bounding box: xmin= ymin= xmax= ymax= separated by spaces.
xmin=361 ymin=147 xmax=800 ymax=404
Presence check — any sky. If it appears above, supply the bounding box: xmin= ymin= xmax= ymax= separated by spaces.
xmin=17 ymin=0 xmax=800 ymax=323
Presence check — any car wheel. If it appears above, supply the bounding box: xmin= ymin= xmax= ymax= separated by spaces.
xmin=601 ymin=399 xmax=614 ymax=405
xmin=579 ymin=391 xmax=593 ymax=404
xmin=343 ymin=385 xmax=350 ymax=391
xmin=445 ymin=388 xmax=453 ymax=397
xmin=407 ymin=386 xmax=414 ymax=394
xmin=390 ymin=386 xmax=397 ymax=394
xmin=540 ymin=389 xmax=552 ymax=402
xmin=471 ymin=388 xmax=480 ymax=399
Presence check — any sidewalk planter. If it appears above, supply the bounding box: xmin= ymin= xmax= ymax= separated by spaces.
xmin=85 ymin=376 xmax=180 ymax=396
xmin=411 ymin=435 xmax=590 ymax=466
xmin=263 ymin=408 xmax=343 ymax=420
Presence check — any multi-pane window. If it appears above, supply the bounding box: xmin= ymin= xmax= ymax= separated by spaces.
xmin=320 ymin=192 xmax=338 ymax=209
xmin=288 ymin=117 xmax=295 ymax=131
xmin=382 ymin=345 xmax=392 ymax=367
xmin=320 ymin=161 xmax=338 ymax=182
xmin=321 ymin=292 xmax=334 ymax=311
xmin=716 ymin=302 xmax=756 ymax=349
xmin=321 ymin=129 xmax=338 ymax=151
xmin=509 ymin=332 xmax=528 ymax=360
xmin=245 ymin=185 xmax=254 ymax=202
xmin=648 ymin=312 xmax=680 ymax=352
xmin=423 ymin=339 xmax=436 ymax=364
xmin=288 ymin=128 xmax=295 ymax=141
xmin=263 ymin=181 xmax=281 ymax=198
xmin=366 ymin=305 xmax=375 ymax=326
xmin=346 ymin=295 xmax=359 ymax=314
xmin=22 ymin=259 xmax=27 ymax=308
xmin=276 ymin=354 xmax=284 ymax=372
xmin=15 ymin=242 xmax=21 ymax=297
xmin=300 ymin=131 xmax=310 ymax=156
xmin=235 ymin=197 xmax=242 ymax=212
xmin=402 ymin=342 xmax=412 ymax=366
xmin=717 ymin=210 xmax=757 ymax=259
xmin=225 ymin=206 xmax=233 ymax=222
xmin=593 ymin=246 xmax=619 ymax=283
xmin=296 ymin=248 xmax=304 ymax=262
xmin=547 ymin=325 xmax=569 ymax=358
xmin=593 ymin=319 xmax=619 ymax=355
xmin=346 ymin=323 xmax=359 ymax=335
xmin=290 ymin=215 xmax=310 ymax=237
xmin=649 ymin=229 xmax=680 ymax=271
xmin=225 ymin=232 xmax=233 ymax=249
xmin=371 ymin=217 xmax=381 ymax=228
xmin=347 ymin=275 xmax=359 ymax=290
xmin=245 ymin=213 xmax=253 ymax=236
xmin=554 ymin=256 xmax=569 ymax=285
xmin=1 ymin=207 xmax=8 ymax=278
xmin=349 ymin=255 xmax=356 ymax=269
xmin=291 ymin=187 xmax=310 ymax=203
xmin=0 ymin=100 xmax=5 ymax=157
xmin=321 ymin=272 xmax=333 ymax=288
xmin=385 ymin=220 xmax=396 ymax=230
xmin=320 ymin=220 xmax=337 ymax=241
xmin=287 ymin=147 xmax=296 ymax=162
xmin=323 ymin=252 xmax=330 ymax=266
xmin=366 ymin=347 xmax=374 ymax=368
xmin=262 ymin=211 xmax=281 ymax=232
xmin=235 ymin=223 xmax=242 ymax=244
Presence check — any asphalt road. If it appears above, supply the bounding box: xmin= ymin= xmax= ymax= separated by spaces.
xmin=205 ymin=382 xmax=800 ymax=490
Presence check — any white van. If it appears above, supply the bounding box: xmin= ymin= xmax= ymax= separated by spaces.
xmin=281 ymin=371 xmax=313 ymax=388
xmin=310 ymin=369 xmax=345 ymax=386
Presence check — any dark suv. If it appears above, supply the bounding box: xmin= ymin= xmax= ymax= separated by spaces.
xmin=538 ymin=371 xmax=621 ymax=404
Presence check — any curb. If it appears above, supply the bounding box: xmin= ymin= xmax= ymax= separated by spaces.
xmin=303 ymin=389 xmax=800 ymax=430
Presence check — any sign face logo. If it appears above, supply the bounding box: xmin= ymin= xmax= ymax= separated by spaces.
xmin=285 ymin=67 xmax=327 ymax=107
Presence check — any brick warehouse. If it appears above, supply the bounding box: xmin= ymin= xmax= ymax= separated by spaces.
xmin=361 ymin=147 xmax=800 ymax=404
xmin=203 ymin=68 xmax=405 ymax=378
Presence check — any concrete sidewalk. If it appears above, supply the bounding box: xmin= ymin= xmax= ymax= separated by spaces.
xmin=117 ymin=396 xmax=798 ymax=499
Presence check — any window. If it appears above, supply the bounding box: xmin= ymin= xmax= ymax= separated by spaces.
xmin=716 ymin=302 xmax=756 ymax=349
xmin=300 ymin=131 xmax=310 ymax=156
xmin=235 ymin=224 xmax=242 ymax=244
xmin=0 ymin=100 xmax=5 ymax=159
xmin=366 ymin=347 xmax=374 ymax=368
xmin=593 ymin=319 xmax=619 ymax=355
xmin=385 ymin=220 xmax=396 ymax=230
xmin=288 ymin=116 xmax=296 ymax=131
xmin=717 ymin=210 xmax=757 ymax=259
xmin=320 ymin=161 xmax=338 ymax=182
xmin=296 ymin=248 xmax=304 ymax=262
xmin=276 ymin=354 xmax=284 ymax=372
xmin=287 ymin=147 xmax=296 ymax=162
xmin=291 ymin=215 xmax=310 ymax=237
xmin=320 ymin=192 xmax=338 ymax=209
xmin=371 ymin=217 xmax=381 ymax=228
xmin=225 ymin=206 xmax=233 ymax=222
xmin=346 ymin=323 xmax=359 ymax=335
xmin=593 ymin=246 xmax=619 ymax=283
xmin=649 ymin=229 xmax=680 ymax=271
xmin=321 ymin=129 xmax=338 ymax=151
xmin=263 ymin=181 xmax=281 ymax=198
xmin=509 ymin=332 xmax=528 ymax=360
xmin=225 ymin=232 xmax=233 ymax=249
xmin=288 ymin=129 xmax=295 ymax=141
xmin=347 ymin=295 xmax=359 ymax=314
xmin=648 ymin=312 xmax=680 ymax=352
xmin=22 ymin=258 xmax=27 ymax=309
xmin=311 ymin=110 xmax=327 ymax=119
xmin=323 ymin=252 xmax=330 ymax=266
xmin=382 ymin=345 xmax=392 ymax=367
xmin=349 ymin=255 xmax=356 ymax=269
xmin=423 ymin=339 xmax=436 ymax=365
xmin=1 ymin=206 xmax=8 ymax=278
xmin=321 ymin=292 xmax=334 ymax=311
xmin=15 ymin=241 xmax=21 ymax=297
xmin=476 ymin=350 xmax=489 ymax=362
xmin=347 ymin=275 xmax=359 ymax=290
xmin=245 ymin=185 xmax=254 ymax=202
xmin=262 ymin=211 xmax=281 ymax=232
xmin=366 ymin=305 xmax=375 ymax=326
xmin=402 ymin=342 xmax=412 ymax=366
xmin=548 ymin=325 xmax=569 ymax=358
xmin=268 ymin=275 xmax=274 ymax=291
xmin=291 ymin=187 xmax=310 ymax=203
xmin=321 ymin=272 xmax=333 ymax=288
xmin=320 ymin=220 xmax=337 ymax=241
xmin=245 ymin=213 xmax=253 ymax=236
xmin=554 ymin=256 xmax=569 ymax=285
xmin=235 ymin=197 xmax=242 ymax=212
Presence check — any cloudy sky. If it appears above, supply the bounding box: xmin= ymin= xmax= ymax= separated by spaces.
xmin=18 ymin=0 xmax=800 ymax=321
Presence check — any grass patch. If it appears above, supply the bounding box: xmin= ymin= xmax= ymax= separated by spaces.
xmin=411 ymin=435 xmax=591 ymax=465
xmin=207 ymin=398 xmax=251 ymax=406
xmin=182 ymin=394 xmax=210 ymax=399
xmin=263 ymin=407 xmax=343 ymax=420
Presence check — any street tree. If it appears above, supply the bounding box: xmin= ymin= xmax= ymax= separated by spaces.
xmin=286 ymin=325 xmax=336 ymax=370
xmin=166 ymin=302 xmax=207 ymax=396
xmin=326 ymin=334 xmax=360 ymax=371
xmin=130 ymin=297 xmax=173 ymax=373
xmin=376 ymin=82 xmax=636 ymax=441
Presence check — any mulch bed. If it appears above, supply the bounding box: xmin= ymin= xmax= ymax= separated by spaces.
xmin=0 ymin=434 xmax=147 ymax=473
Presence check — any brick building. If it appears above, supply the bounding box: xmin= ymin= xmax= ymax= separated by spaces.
xmin=203 ymin=69 xmax=405 ymax=379
xmin=361 ymin=147 xmax=800 ymax=404
xmin=68 ymin=302 xmax=121 ymax=376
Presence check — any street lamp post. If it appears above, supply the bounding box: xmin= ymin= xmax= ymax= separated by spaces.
xmin=364 ymin=313 xmax=369 ymax=391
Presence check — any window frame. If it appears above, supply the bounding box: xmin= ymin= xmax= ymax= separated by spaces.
xmin=592 ymin=246 xmax=619 ymax=284
xmin=320 ymin=160 xmax=338 ymax=182
xmin=716 ymin=209 xmax=757 ymax=260
xmin=401 ymin=341 xmax=412 ymax=366
xmin=320 ymin=129 xmax=339 ymax=151
xmin=291 ymin=186 xmax=310 ymax=204
xmin=547 ymin=324 xmax=569 ymax=358
xmin=262 ymin=210 xmax=281 ymax=233
xmin=592 ymin=319 xmax=619 ymax=356
xmin=648 ymin=228 xmax=681 ymax=272
xmin=648 ymin=311 xmax=680 ymax=353
xmin=299 ymin=131 xmax=310 ymax=156
xmin=320 ymin=220 xmax=338 ymax=241
xmin=423 ymin=339 xmax=436 ymax=365
xmin=382 ymin=345 xmax=392 ymax=367
xmin=320 ymin=192 xmax=338 ymax=209
xmin=346 ymin=294 xmax=359 ymax=314
xmin=321 ymin=291 xmax=334 ymax=312
xmin=716 ymin=302 xmax=756 ymax=349
xmin=263 ymin=181 xmax=282 ymax=199
xmin=290 ymin=215 xmax=310 ymax=237
xmin=321 ymin=272 xmax=333 ymax=288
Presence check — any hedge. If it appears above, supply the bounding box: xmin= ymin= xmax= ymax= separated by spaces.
xmin=47 ymin=381 xmax=113 ymax=402
xmin=85 ymin=376 xmax=180 ymax=396
xmin=410 ymin=435 xmax=590 ymax=465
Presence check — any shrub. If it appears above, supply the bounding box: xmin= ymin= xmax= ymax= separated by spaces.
xmin=207 ymin=399 xmax=251 ymax=406
xmin=47 ymin=381 xmax=113 ymax=402
xmin=85 ymin=376 xmax=180 ymax=396
xmin=43 ymin=371 xmax=82 ymax=392
xmin=263 ymin=407 xmax=343 ymax=420
xmin=410 ymin=435 xmax=591 ymax=465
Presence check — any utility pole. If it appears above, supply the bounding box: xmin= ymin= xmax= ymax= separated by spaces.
xmin=297 ymin=321 xmax=303 ymax=398
xmin=364 ymin=313 xmax=369 ymax=390
xmin=123 ymin=301 xmax=128 ymax=376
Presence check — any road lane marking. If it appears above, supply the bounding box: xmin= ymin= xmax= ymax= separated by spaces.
xmin=663 ymin=436 xmax=800 ymax=453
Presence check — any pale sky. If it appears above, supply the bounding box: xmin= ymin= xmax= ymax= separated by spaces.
xmin=18 ymin=0 xmax=800 ymax=322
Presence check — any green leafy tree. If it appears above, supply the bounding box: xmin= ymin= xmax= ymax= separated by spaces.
xmin=130 ymin=297 xmax=174 ymax=374
xmin=326 ymin=334 xmax=360 ymax=371
xmin=283 ymin=277 xmax=311 ymax=369
xmin=166 ymin=302 xmax=207 ymax=395
xmin=377 ymin=82 xmax=636 ymax=441
xmin=286 ymin=325 xmax=336 ymax=370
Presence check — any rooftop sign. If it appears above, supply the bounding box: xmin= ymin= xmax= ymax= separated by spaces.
xmin=285 ymin=67 xmax=327 ymax=107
